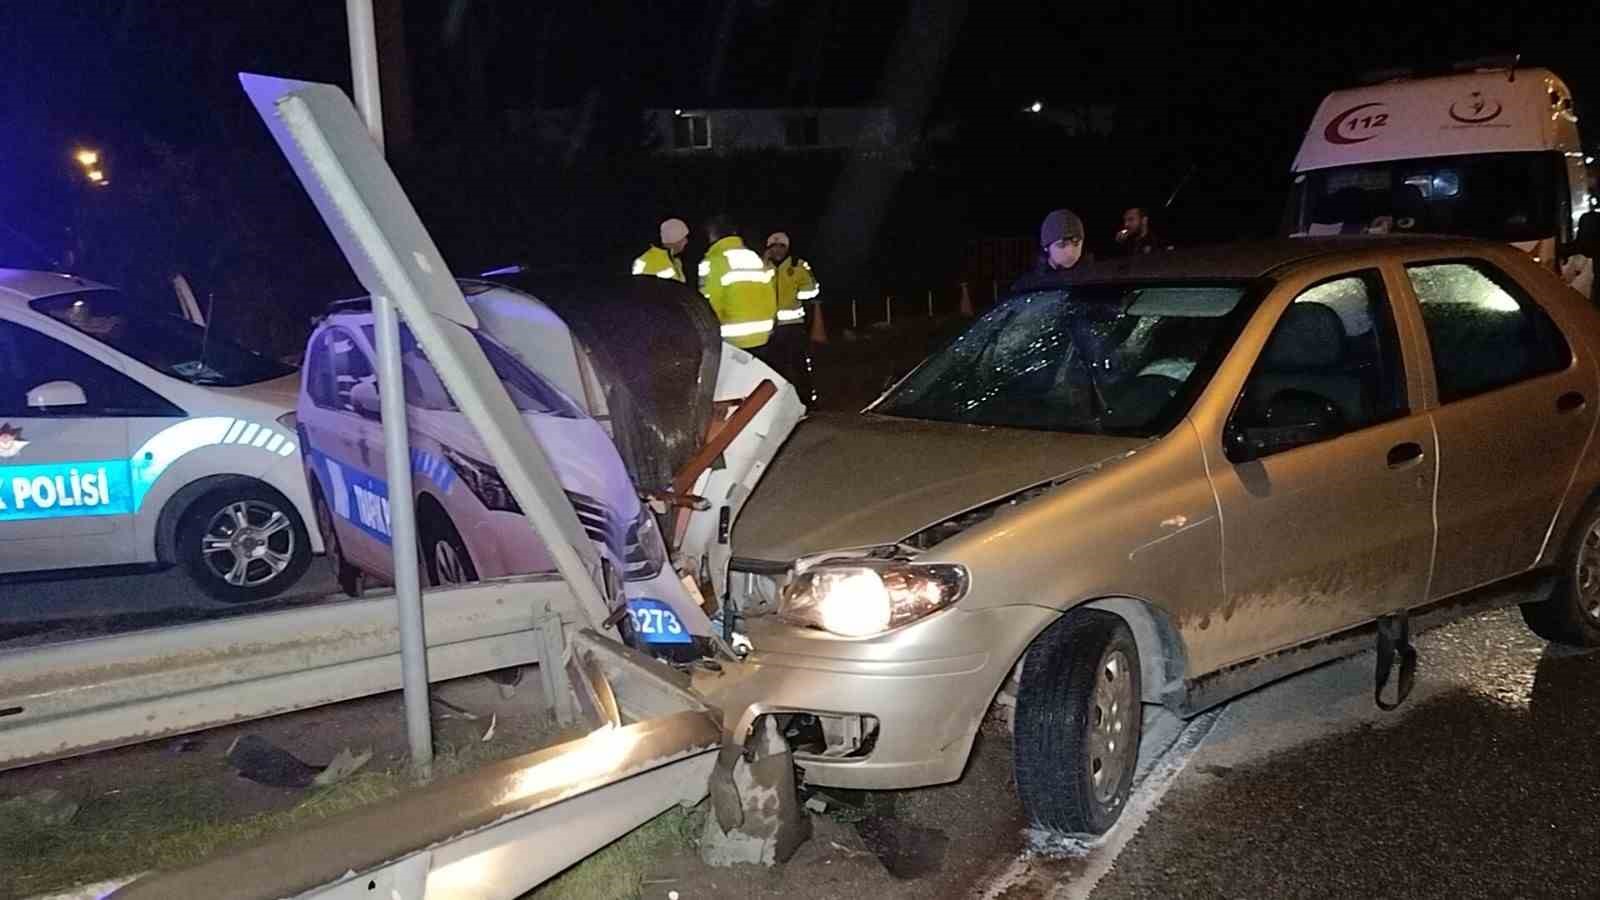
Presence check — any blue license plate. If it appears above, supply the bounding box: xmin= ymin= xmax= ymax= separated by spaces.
xmin=626 ymin=598 xmax=692 ymax=644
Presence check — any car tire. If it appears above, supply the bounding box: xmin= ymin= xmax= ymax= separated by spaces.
xmin=311 ymin=480 xmax=364 ymax=598
xmin=1521 ymin=497 xmax=1600 ymax=647
xmin=421 ymin=509 xmax=478 ymax=588
xmin=180 ymin=481 xmax=312 ymax=604
xmin=1013 ymin=610 xmax=1142 ymax=835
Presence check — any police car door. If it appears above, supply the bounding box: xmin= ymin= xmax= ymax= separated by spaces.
xmin=310 ymin=325 xmax=393 ymax=575
xmin=0 ymin=316 xmax=157 ymax=570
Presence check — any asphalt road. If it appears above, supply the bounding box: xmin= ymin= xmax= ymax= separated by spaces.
xmin=0 ymin=559 xmax=340 ymax=649
xmin=982 ymin=605 xmax=1600 ymax=899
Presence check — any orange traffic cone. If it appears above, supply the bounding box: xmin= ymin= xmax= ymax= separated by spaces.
xmin=959 ymin=281 xmax=974 ymax=317
xmin=808 ymin=301 xmax=828 ymax=344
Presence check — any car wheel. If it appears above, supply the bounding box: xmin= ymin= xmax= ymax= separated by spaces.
xmin=180 ymin=482 xmax=312 ymax=603
xmin=312 ymin=482 xmax=364 ymax=598
xmin=1013 ymin=610 xmax=1142 ymax=834
xmin=1521 ymin=498 xmax=1600 ymax=647
xmin=421 ymin=510 xmax=478 ymax=587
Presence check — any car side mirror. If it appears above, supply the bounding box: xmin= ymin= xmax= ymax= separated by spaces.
xmin=350 ymin=380 xmax=382 ymax=421
xmin=1226 ymin=389 xmax=1341 ymax=463
xmin=27 ymin=380 xmax=87 ymax=410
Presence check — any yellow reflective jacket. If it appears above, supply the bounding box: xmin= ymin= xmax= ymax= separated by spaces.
xmin=698 ymin=236 xmax=776 ymax=348
xmin=771 ymin=257 xmax=819 ymax=325
xmin=631 ymin=245 xmax=685 ymax=282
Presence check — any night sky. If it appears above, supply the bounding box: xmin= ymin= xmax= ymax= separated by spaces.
xmin=3 ymin=2 xmax=1599 ymax=273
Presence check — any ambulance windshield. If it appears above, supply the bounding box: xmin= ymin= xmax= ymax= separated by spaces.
xmin=1290 ymin=151 xmax=1561 ymax=243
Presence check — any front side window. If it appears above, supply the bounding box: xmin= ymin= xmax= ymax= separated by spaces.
xmin=327 ymin=327 xmax=376 ymax=416
xmin=0 ymin=320 xmax=182 ymax=417
xmin=303 ymin=330 xmax=337 ymax=410
xmin=30 ymin=290 xmax=296 ymax=387
xmin=1229 ymin=271 xmax=1407 ymax=459
xmin=1405 ymin=261 xmax=1571 ymax=403
xmin=873 ymin=282 xmax=1255 ymax=436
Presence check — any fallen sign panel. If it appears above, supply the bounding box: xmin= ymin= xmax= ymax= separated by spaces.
xmin=0 ymin=575 xmax=569 ymax=771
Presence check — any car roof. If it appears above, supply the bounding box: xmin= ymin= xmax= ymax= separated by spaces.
xmin=1044 ymin=236 xmax=1496 ymax=285
xmin=0 ymin=269 xmax=112 ymax=305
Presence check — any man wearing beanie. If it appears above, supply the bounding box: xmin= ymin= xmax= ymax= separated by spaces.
xmin=1013 ymin=208 xmax=1090 ymax=291
xmin=631 ymin=217 xmax=690 ymax=282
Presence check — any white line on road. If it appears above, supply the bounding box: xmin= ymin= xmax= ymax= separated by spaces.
xmin=975 ymin=706 xmax=1226 ymax=900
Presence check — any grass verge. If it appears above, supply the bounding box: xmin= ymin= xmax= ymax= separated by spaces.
xmin=0 ymin=741 xmax=525 ymax=900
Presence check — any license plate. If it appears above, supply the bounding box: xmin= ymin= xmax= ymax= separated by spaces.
xmin=625 ymin=598 xmax=692 ymax=644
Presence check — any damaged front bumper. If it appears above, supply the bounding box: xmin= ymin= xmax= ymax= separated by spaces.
xmin=694 ymin=604 xmax=1060 ymax=790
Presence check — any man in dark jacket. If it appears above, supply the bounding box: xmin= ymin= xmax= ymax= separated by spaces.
xmin=1110 ymin=206 xmax=1171 ymax=257
xmin=1012 ymin=208 xmax=1090 ymax=292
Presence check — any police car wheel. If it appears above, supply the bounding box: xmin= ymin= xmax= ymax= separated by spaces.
xmin=312 ymin=482 xmax=363 ymax=598
xmin=421 ymin=511 xmax=478 ymax=587
xmin=180 ymin=482 xmax=312 ymax=603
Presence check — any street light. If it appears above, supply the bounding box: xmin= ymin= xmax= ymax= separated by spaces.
xmin=1027 ymin=100 xmax=1044 ymax=114
xmin=86 ymin=169 xmax=106 ymax=185
xmin=74 ymin=148 xmax=99 ymax=167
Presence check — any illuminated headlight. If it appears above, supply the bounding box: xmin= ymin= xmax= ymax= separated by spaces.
xmin=623 ymin=508 xmax=668 ymax=581
xmin=779 ymin=561 xmax=969 ymax=637
xmin=443 ymin=448 xmax=521 ymax=513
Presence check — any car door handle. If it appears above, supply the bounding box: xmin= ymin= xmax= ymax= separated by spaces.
xmin=1558 ymin=391 xmax=1587 ymax=414
xmin=1386 ymin=442 xmax=1424 ymax=468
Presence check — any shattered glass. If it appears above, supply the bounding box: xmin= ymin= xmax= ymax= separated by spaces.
xmin=873 ymin=282 xmax=1252 ymax=436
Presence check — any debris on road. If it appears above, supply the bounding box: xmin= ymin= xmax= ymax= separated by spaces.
xmin=225 ymin=734 xmax=320 ymax=788
xmin=702 ymin=717 xmax=812 ymax=866
xmin=481 ymin=713 xmax=498 ymax=743
xmin=311 ymin=747 xmax=374 ymax=788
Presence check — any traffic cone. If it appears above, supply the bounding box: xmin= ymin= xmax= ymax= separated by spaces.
xmin=959 ymin=281 xmax=974 ymax=317
xmin=809 ymin=301 xmax=828 ymax=344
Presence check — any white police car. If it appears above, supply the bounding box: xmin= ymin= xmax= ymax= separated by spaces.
xmin=297 ymin=295 xmax=707 ymax=654
xmin=0 ymin=269 xmax=319 ymax=601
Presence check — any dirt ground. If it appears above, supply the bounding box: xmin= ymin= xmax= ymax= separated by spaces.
xmin=632 ymin=723 xmax=1029 ymax=900
xmin=0 ymin=669 xmax=559 ymax=900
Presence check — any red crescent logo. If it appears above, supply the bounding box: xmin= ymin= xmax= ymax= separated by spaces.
xmin=1449 ymin=94 xmax=1503 ymax=124
xmin=1324 ymin=102 xmax=1387 ymax=145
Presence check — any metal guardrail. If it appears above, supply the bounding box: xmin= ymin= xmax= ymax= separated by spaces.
xmin=0 ymin=575 xmax=570 ymax=771
xmin=104 ymin=631 xmax=722 ymax=900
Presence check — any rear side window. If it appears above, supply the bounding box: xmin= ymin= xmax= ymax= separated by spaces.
xmin=1405 ymin=261 xmax=1571 ymax=403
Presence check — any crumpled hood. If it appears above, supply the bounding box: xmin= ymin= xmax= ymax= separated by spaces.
xmin=732 ymin=413 xmax=1145 ymax=562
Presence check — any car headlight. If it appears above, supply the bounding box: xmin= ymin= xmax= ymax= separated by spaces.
xmin=276 ymin=411 xmax=298 ymax=430
xmin=443 ymin=448 xmax=521 ymax=513
xmin=623 ymin=507 xmax=668 ymax=581
xmin=779 ymin=560 xmax=969 ymax=637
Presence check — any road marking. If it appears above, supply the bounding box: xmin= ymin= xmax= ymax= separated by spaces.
xmin=975 ymin=706 xmax=1225 ymax=900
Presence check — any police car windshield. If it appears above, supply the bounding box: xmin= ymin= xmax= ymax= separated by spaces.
xmin=872 ymin=282 xmax=1254 ymax=437
xmin=361 ymin=324 xmax=582 ymax=419
xmin=31 ymin=290 xmax=296 ymax=387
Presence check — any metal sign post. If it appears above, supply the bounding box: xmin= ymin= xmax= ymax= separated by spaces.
xmin=345 ymin=0 xmax=432 ymax=779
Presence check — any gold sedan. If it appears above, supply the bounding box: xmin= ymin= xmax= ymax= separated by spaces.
xmin=698 ymin=237 xmax=1600 ymax=834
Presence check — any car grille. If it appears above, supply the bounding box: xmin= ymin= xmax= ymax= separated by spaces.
xmin=565 ymin=490 xmax=624 ymax=561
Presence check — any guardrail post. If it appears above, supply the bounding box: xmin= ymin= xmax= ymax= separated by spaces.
xmin=536 ymin=605 xmax=575 ymax=727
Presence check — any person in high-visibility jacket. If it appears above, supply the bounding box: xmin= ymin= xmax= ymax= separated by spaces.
xmin=763 ymin=231 xmax=819 ymax=403
xmin=631 ymin=217 xmax=689 ymax=282
xmin=698 ymin=215 xmax=776 ymax=350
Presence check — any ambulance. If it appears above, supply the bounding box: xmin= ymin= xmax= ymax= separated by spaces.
xmin=1286 ymin=62 xmax=1592 ymax=274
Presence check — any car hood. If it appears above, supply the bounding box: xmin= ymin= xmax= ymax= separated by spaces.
xmin=732 ymin=413 xmax=1146 ymax=562
xmin=214 ymin=372 xmax=302 ymax=412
